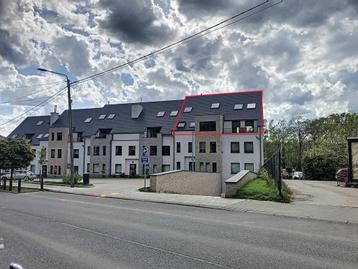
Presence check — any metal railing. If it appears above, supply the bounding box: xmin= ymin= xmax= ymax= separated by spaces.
xmin=262 ymin=147 xmax=282 ymax=197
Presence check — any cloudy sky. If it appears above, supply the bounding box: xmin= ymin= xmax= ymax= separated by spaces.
xmin=0 ymin=0 xmax=357 ymax=136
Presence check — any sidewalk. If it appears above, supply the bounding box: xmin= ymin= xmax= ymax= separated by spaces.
xmin=24 ymin=179 xmax=358 ymax=225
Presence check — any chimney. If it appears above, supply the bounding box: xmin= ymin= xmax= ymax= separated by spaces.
xmin=131 ymin=104 xmax=143 ymax=119
xmin=50 ymin=105 xmax=59 ymax=126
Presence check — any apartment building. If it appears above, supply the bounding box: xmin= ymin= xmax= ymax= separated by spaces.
xmin=7 ymin=91 xmax=264 ymax=180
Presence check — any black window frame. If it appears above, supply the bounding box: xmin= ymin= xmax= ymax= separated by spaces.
xmin=244 ymin=142 xmax=254 ymax=153
xmin=57 ymin=149 xmax=62 ymax=158
xmin=57 ymin=132 xmax=62 ymax=141
xmin=150 ymin=145 xmax=157 ymax=156
xmin=73 ymin=149 xmax=79 ymax=159
xmin=210 ymin=142 xmax=216 ymax=153
xmin=102 ymin=146 xmax=106 ymax=156
xmin=115 ymin=146 xmax=122 ymax=156
xmin=128 ymin=145 xmax=136 ymax=156
xmin=231 ymin=142 xmax=240 ymax=153
xmin=176 ymin=142 xmax=181 ymax=153
xmin=93 ymin=146 xmax=100 ymax=156
xmin=199 ymin=121 xmax=216 ymax=132
xmin=199 ymin=142 xmax=206 ymax=153
xmin=188 ymin=142 xmax=193 ymax=153
xmin=162 ymin=145 xmax=170 ymax=156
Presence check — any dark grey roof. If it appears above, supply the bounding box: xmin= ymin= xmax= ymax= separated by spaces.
xmin=7 ymin=115 xmax=51 ymax=145
xmin=10 ymin=91 xmax=263 ymax=138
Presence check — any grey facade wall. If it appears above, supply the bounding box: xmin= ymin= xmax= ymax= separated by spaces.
xmin=194 ymin=115 xmax=223 ymax=173
xmin=90 ymin=134 xmax=112 ymax=176
xmin=139 ymin=133 xmax=163 ymax=175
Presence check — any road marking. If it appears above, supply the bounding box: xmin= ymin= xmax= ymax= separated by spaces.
xmin=0 ymin=238 xmax=4 ymax=249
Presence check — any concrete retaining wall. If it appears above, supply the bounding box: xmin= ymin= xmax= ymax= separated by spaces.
xmin=224 ymin=170 xmax=257 ymax=198
xmin=150 ymin=170 xmax=222 ymax=196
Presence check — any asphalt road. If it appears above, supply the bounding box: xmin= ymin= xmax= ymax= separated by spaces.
xmin=0 ymin=192 xmax=357 ymax=269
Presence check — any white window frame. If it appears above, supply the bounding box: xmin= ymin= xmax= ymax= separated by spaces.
xmin=157 ymin=111 xmax=165 ymax=117
xmin=98 ymin=114 xmax=106 ymax=120
xmin=184 ymin=107 xmax=192 ymax=113
xmin=177 ymin=122 xmax=186 ymax=128
xmin=247 ymin=103 xmax=256 ymax=109
xmin=84 ymin=117 xmax=92 ymax=123
xmin=234 ymin=104 xmax=243 ymax=110
xmin=211 ymin=103 xmax=220 ymax=109
xmin=107 ymin=114 xmax=116 ymax=119
xmin=36 ymin=134 xmax=43 ymax=139
xmin=170 ymin=110 xmax=178 ymax=116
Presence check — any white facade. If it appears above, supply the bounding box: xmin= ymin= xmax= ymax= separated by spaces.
xmin=173 ymin=132 xmax=195 ymax=171
xmin=111 ymin=134 xmax=140 ymax=176
xmin=29 ymin=141 xmax=48 ymax=175
xmin=67 ymin=141 xmax=85 ymax=175
xmin=162 ymin=135 xmax=174 ymax=171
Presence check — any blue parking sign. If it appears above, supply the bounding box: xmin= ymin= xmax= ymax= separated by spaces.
xmin=141 ymin=155 xmax=149 ymax=164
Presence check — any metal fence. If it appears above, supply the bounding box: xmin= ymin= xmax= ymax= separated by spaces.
xmin=262 ymin=147 xmax=282 ymax=197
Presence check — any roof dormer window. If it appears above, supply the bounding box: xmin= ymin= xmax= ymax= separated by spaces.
xmin=43 ymin=133 xmax=49 ymax=138
xmin=36 ymin=120 xmax=43 ymax=126
xmin=184 ymin=107 xmax=192 ymax=113
xmin=177 ymin=122 xmax=186 ymax=128
xmin=107 ymin=114 xmax=115 ymax=119
xmin=211 ymin=103 xmax=220 ymax=109
xmin=84 ymin=117 xmax=92 ymax=123
xmin=11 ymin=134 xmax=17 ymax=138
xmin=36 ymin=134 xmax=43 ymax=139
xmin=157 ymin=111 xmax=165 ymax=117
xmin=170 ymin=110 xmax=178 ymax=116
xmin=247 ymin=103 xmax=256 ymax=109
xmin=234 ymin=104 xmax=243 ymax=110
xmin=98 ymin=114 xmax=106 ymax=120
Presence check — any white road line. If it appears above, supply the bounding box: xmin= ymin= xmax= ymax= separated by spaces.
xmin=0 ymin=244 xmax=4 ymax=249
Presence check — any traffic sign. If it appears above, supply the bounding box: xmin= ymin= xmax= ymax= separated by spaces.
xmin=141 ymin=155 xmax=149 ymax=164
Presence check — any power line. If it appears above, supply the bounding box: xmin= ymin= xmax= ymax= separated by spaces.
xmin=73 ymin=0 xmax=283 ymax=85
xmin=0 ymin=86 xmax=68 ymax=127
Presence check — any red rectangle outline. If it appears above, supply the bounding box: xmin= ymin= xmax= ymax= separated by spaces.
xmin=171 ymin=90 xmax=264 ymax=137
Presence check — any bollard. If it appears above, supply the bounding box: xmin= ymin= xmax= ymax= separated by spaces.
xmin=18 ymin=179 xmax=21 ymax=193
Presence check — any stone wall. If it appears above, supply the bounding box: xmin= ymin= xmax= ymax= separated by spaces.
xmin=150 ymin=170 xmax=222 ymax=196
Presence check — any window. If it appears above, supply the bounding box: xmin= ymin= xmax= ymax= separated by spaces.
xmin=74 ymin=166 xmax=79 ymax=173
xmin=244 ymin=142 xmax=254 ymax=153
xmin=176 ymin=142 xmax=181 ymax=153
xmin=150 ymin=146 xmax=157 ymax=156
xmin=176 ymin=162 xmax=181 ymax=170
xmin=54 ymin=165 xmax=57 ymax=175
xmin=188 ymin=142 xmax=192 ymax=153
xmin=162 ymin=165 xmax=170 ymax=172
xmin=51 ymin=149 xmax=55 ymax=158
xmin=87 ymin=146 xmax=91 ymax=156
xmin=57 ymin=149 xmax=62 ymax=158
xmin=36 ymin=120 xmax=43 ymax=126
xmin=210 ymin=142 xmax=216 ymax=153
xmin=234 ymin=104 xmax=243 ymax=110
xmin=189 ymin=122 xmax=195 ymax=128
xmin=115 ymin=146 xmax=122 ymax=156
xmin=36 ymin=133 xmax=43 ymax=139
xmin=58 ymin=166 xmax=62 ymax=175
xmin=93 ymin=163 xmax=100 ymax=173
xmin=206 ymin=162 xmax=210 ymax=172
xmin=199 ymin=121 xmax=216 ymax=132
xmin=162 ymin=146 xmax=170 ymax=156
xmin=129 ymin=146 xmax=136 ymax=156
xmin=177 ymin=122 xmax=186 ymax=128
xmin=232 ymin=121 xmax=240 ymax=133
xmin=43 ymin=133 xmax=49 ymax=138
xmin=245 ymin=163 xmax=255 ymax=172
xmin=184 ymin=107 xmax=192 ymax=113
xmin=73 ymin=149 xmax=79 ymax=159
xmin=231 ymin=142 xmax=240 ymax=153
xmin=247 ymin=103 xmax=256 ymax=109
xmin=57 ymin=132 xmax=62 ymax=141
xmin=212 ymin=162 xmax=217 ymax=173
xmin=107 ymin=114 xmax=116 ymax=119
xmin=11 ymin=134 xmax=17 ymax=138
xmin=97 ymin=128 xmax=111 ymax=138
xmin=50 ymin=165 xmax=53 ymax=174
xmin=102 ymin=164 xmax=106 ymax=173
xmin=170 ymin=110 xmax=178 ymax=116
xmin=93 ymin=146 xmax=100 ymax=156
xmin=86 ymin=163 xmax=90 ymax=173
xmin=84 ymin=117 xmax=92 ymax=123
xmin=115 ymin=164 xmax=122 ymax=174
xmin=153 ymin=164 xmax=158 ymax=173
xmin=98 ymin=114 xmax=106 ymax=119
xmin=199 ymin=142 xmax=206 ymax=153
xmin=102 ymin=146 xmax=106 ymax=156
xmin=51 ymin=133 xmax=55 ymax=141
xmin=189 ymin=162 xmax=194 ymax=171
xmin=147 ymin=127 xmax=161 ymax=138
xmin=211 ymin=103 xmax=220 ymax=109
xmin=156 ymin=111 xmax=165 ymax=117
xmin=231 ymin=163 xmax=240 ymax=174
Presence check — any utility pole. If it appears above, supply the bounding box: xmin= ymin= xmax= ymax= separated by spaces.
xmin=38 ymin=68 xmax=74 ymax=188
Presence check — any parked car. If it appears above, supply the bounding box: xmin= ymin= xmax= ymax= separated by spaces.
xmin=336 ymin=168 xmax=348 ymax=186
xmin=1 ymin=170 xmax=37 ymax=181
xmin=281 ymin=168 xmax=294 ymax=179
xmin=293 ymin=171 xmax=303 ymax=180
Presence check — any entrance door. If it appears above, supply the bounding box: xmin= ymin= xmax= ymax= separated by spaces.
xmin=129 ymin=164 xmax=137 ymax=176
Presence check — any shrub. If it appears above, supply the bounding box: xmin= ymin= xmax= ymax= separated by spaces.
xmin=62 ymin=173 xmax=83 ymax=185
xmin=303 ymin=153 xmax=344 ymax=180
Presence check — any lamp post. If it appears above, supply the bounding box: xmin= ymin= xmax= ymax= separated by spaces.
xmin=38 ymin=68 xmax=74 ymax=188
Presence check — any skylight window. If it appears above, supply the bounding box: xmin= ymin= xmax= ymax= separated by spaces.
xmin=234 ymin=104 xmax=243 ymax=110
xmin=211 ymin=103 xmax=220 ymax=109
xmin=177 ymin=122 xmax=186 ymax=128
xmin=107 ymin=114 xmax=116 ymax=119
xmin=184 ymin=107 xmax=192 ymax=113
xmin=247 ymin=103 xmax=256 ymax=109
xmin=36 ymin=120 xmax=43 ymax=126
xmin=43 ymin=133 xmax=49 ymax=138
xmin=36 ymin=134 xmax=43 ymax=139
xmin=98 ymin=114 xmax=106 ymax=120
xmin=157 ymin=111 xmax=165 ymax=117
xmin=11 ymin=134 xmax=17 ymax=138
xmin=189 ymin=122 xmax=196 ymax=128
xmin=84 ymin=117 xmax=92 ymax=123
xmin=170 ymin=110 xmax=178 ymax=116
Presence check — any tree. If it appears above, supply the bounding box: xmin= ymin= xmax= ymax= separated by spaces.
xmin=38 ymin=146 xmax=47 ymax=190
xmin=0 ymin=139 xmax=35 ymax=191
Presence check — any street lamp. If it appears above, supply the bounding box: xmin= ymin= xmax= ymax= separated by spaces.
xmin=38 ymin=68 xmax=75 ymax=188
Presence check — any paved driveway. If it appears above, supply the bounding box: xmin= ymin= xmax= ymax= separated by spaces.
xmin=285 ymin=180 xmax=358 ymax=207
